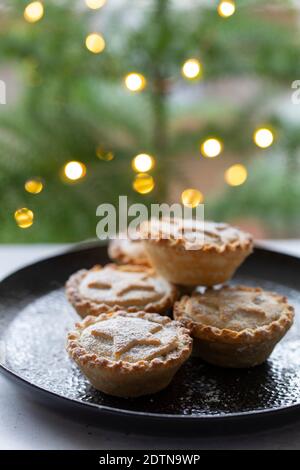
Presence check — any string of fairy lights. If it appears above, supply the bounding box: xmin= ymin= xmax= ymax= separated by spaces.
xmin=15 ymin=0 xmax=275 ymax=229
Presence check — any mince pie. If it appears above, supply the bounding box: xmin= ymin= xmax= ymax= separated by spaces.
xmin=174 ymin=285 xmax=294 ymax=368
xmin=66 ymin=263 xmax=177 ymax=317
xmin=141 ymin=218 xmax=253 ymax=286
xmin=66 ymin=310 xmax=192 ymax=397
xmin=108 ymin=236 xmax=150 ymax=267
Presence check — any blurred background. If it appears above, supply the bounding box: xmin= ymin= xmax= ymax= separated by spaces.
xmin=0 ymin=0 xmax=300 ymax=243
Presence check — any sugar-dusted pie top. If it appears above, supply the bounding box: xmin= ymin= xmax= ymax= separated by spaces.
xmin=140 ymin=218 xmax=252 ymax=251
xmin=69 ymin=311 xmax=192 ymax=364
xmin=108 ymin=237 xmax=150 ymax=266
xmin=175 ymin=286 xmax=293 ymax=332
xmin=78 ymin=264 xmax=171 ymax=307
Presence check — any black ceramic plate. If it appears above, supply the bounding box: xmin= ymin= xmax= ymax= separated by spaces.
xmin=0 ymin=242 xmax=300 ymax=431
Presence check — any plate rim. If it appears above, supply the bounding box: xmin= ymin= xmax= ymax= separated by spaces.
xmin=0 ymin=242 xmax=300 ymax=423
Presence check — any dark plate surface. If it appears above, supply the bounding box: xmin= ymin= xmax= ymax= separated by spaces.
xmin=0 ymin=243 xmax=300 ymax=428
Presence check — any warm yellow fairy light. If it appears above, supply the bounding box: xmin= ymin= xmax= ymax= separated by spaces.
xmin=96 ymin=146 xmax=114 ymax=161
xmin=182 ymin=59 xmax=202 ymax=80
xmin=63 ymin=161 xmax=86 ymax=181
xmin=132 ymin=153 xmax=154 ymax=173
xmin=225 ymin=164 xmax=248 ymax=186
xmin=253 ymin=128 xmax=274 ymax=148
xmin=201 ymin=138 xmax=223 ymax=158
xmin=133 ymin=173 xmax=155 ymax=194
xmin=85 ymin=33 xmax=105 ymax=54
xmin=14 ymin=208 xmax=34 ymax=229
xmin=217 ymin=1 xmax=236 ymax=18
xmin=125 ymin=73 xmax=147 ymax=92
xmin=85 ymin=0 xmax=106 ymax=9
xmin=24 ymin=2 xmax=44 ymax=23
xmin=25 ymin=179 xmax=43 ymax=194
xmin=181 ymin=189 xmax=204 ymax=208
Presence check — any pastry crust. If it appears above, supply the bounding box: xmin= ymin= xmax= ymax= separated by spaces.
xmin=141 ymin=219 xmax=253 ymax=286
xmin=141 ymin=218 xmax=252 ymax=253
xmin=108 ymin=238 xmax=151 ymax=267
xmin=66 ymin=310 xmax=192 ymax=397
xmin=174 ymin=285 xmax=294 ymax=368
xmin=66 ymin=264 xmax=177 ymax=318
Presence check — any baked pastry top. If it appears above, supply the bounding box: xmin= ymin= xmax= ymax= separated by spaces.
xmin=174 ymin=285 xmax=294 ymax=368
xmin=66 ymin=264 xmax=177 ymax=316
xmin=141 ymin=217 xmax=252 ymax=252
xmin=108 ymin=237 xmax=150 ymax=266
xmin=67 ymin=310 xmax=192 ymax=366
xmin=174 ymin=285 xmax=294 ymax=340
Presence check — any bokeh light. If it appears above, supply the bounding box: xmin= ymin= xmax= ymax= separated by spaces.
xmin=253 ymin=128 xmax=274 ymax=148
xmin=63 ymin=161 xmax=86 ymax=181
xmin=217 ymin=1 xmax=236 ymax=18
xmin=201 ymin=138 xmax=223 ymax=158
xmin=181 ymin=188 xmax=204 ymax=208
xmin=182 ymin=59 xmax=202 ymax=79
xmin=225 ymin=164 xmax=248 ymax=186
xmin=25 ymin=178 xmax=44 ymax=194
xmin=125 ymin=73 xmax=147 ymax=92
xmin=85 ymin=33 xmax=105 ymax=53
xmin=132 ymin=173 xmax=155 ymax=194
xmin=14 ymin=208 xmax=34 ymax=229
xmin=24 ymin=1 xmax=44 ymax=23
xmin=96 ymin=146 xmax=114 ymax=161
xmin=85 ymin=0 xmax=106 ymax=9
xmin=132 ymin=153 xmax=154 ymax=173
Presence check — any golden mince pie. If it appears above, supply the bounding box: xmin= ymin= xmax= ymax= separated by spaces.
xmin=66 ymin=311 xmax=192 ymax=397
xmin=108 ymin=236 xmax=151 ymax=267
xmin=66 ymin=264 xmax=177 ymax=318
xmin=141 ymin=218 xmax=253 ymax=286
xmin=174 ymin=285 xmax=294 ymax=368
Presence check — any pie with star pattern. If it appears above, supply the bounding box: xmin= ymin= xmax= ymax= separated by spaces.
xmin=66 ymin=310 xmax=192 ymax=397
xmin=66 ymin=263 xmax=177 ymax=318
